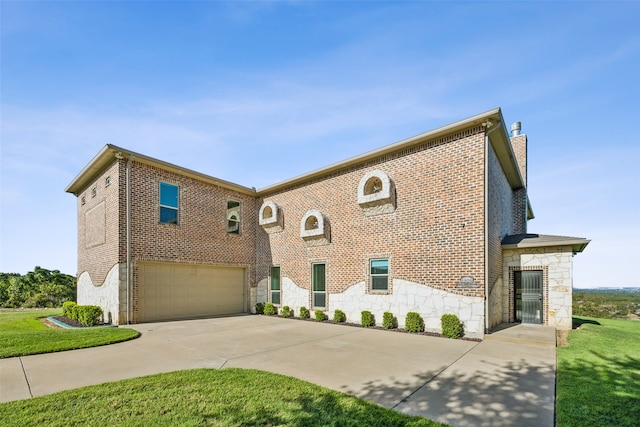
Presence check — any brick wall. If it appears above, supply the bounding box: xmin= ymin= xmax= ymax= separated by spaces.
xmin=257 ymin=126 xmax=488 ymax=312
xmin=77 ymin=159 xmax=124 ymax=286
xmin=128 ymin=161 xmax=257 ymax=322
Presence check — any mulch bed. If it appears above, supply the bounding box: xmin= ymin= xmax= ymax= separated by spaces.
xmin=276 ymin=316 xmax=482 ymax=342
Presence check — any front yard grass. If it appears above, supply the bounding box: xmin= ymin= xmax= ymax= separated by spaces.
xmin=0 ymin=309 xmax=140 ymax=358
xmin=556 ymin=316 xmax=640 ymax=427
xmin=0 ymin=368 xmax=446 ymax=426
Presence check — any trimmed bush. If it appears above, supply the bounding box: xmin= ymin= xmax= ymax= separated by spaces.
xmin=263 ymin=302 xmax=278 ymax=316
xmin=76 ymin=305 xmax=103 ymax=326
xmin=299 ymin=306 xmax=310 ymax=319
xmin=62 ymin=301 xmax=77 ymax=318
xmin=333 ymin=309 xmax=346 ymax=323
xmin=441 ymin=313 xmax=463 ymax=339
xmin=382 ymin=311 xmax=396 ymax=329
xmin=281 ymin=305 xmax=293 ymax=318
xmin=315 ymin=310 xmax=326 ymax=322
xmin=361 ymin=310 xmax=374 ymax=327
xmin=405 ymin=312 xmax=424 ymax=333
xmin=255 ymin=302 xmax=265 ymax=315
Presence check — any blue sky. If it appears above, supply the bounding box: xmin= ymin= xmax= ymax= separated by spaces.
xmin=1 ymin=1 xmax=638 ymax=288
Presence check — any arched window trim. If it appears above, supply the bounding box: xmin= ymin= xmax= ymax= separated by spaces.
xmin=259 ymin=201 xmax=280 ymax=226
xmin=357 ymin=170 xmax=395 ymax=207
xmin=300 ymin=209 xmax=327 ymax=239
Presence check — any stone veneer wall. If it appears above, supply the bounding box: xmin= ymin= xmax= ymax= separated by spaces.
xmin=503 ymin=246 xmax=574 ymax=330
xmin=77 ymin=263 xmax=124 ymax=324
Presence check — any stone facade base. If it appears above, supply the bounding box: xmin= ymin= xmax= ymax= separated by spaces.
xmin=256 ymin=277 xmax=484 ymax=339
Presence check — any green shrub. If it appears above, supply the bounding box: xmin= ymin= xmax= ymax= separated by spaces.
xmin=76 ymin=305 xmax=103 ymax=326
xmin=62 ymin=301 xmax=77 ymax=318
xmin=299 ymin=306 xmax=310 ymax=319
xmin=382 ymin=311 xmax=396 ymax=329
xmin=333 ymin=309 xmax=346 ymax=323
xmin=441 ymin=313 xmax=463 ymax=338
xmin=315 ymin=310 xmax=326 ymax=322
xmin=281 ymin=305 xmax=293 ymax=318
xmin=361 ymin=310 xmax=374 ymax=327
xmin=255 ymin=302 xmax=264 ymax=315
xmin=405 ymin=312 xmax=424 ymax=333
xmin=264 ymin=302 xmax=278 ymax=316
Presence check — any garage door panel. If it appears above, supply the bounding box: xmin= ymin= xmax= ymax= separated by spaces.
xmin=138 ymin=263 xmax=245 ymax=322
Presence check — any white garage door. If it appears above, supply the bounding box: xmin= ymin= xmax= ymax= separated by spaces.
xmin=137 ymin=262 xmax=245 ymax=322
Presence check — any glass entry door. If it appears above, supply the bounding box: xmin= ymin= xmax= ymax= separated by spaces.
xmin=515 ymin=270 xmax=543 ymax=324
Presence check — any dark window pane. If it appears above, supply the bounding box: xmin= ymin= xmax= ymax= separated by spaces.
xmin=372 ymin=276 xmax=388 ymax=290
xmin=160 ymin=207 xmax=178 ymax=224
xmin=313 ymin=264 xmax=325 ymax=292
xmin=313 ymin=292 xmax=325 ymax=308
xmin=270 ymin=267 xmax=280 ymax=291
xmin=271 ymin=291 xmax=280 ymax=305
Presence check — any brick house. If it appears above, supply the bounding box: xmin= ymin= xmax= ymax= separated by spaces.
xmin=65 ymin=108 xmax=589 ymax=338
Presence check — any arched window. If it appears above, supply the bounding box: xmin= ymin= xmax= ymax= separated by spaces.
xmin=357 ymin=170 xmax=395 ymax=215
xmin=300 ymin=209 xmax=328 ymax=240
xmin=259 ymin=201 xmax=280 ymax=227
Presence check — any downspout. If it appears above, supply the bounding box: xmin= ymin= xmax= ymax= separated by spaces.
xmin=125 ymin=155 xmax=134 ymax=324
xmin=483 ymin=121 xmax=501 ymax=335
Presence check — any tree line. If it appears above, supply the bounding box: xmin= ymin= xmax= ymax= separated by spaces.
xmin=0 ymin=266 xmax=76 ymax=308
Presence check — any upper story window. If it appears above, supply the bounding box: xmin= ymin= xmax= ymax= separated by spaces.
xmin=227 ymin=200 xmax=241 ymax=234
xmin=370 ymin=258 xmax=389 ymax=291
xmin=259 ymin=200 xmax=280 ymax=227
xmin=159 ymin=182 xmax=179 ymax=224
xmin=357 ymin=170 xmax=395 ymax=215
xmin=300 ymin=209 xmax=328 ymax=240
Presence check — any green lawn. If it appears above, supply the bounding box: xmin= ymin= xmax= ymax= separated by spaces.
xmin=0 ymin=309 xmax=140 ymax=358
xmin=556 ymin=317 xmax=640 ymax=427
xmin=0 ymin=368 xmax=446 ymax=426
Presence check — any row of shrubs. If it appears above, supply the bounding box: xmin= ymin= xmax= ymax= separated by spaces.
xmin=255 ymin=302 xmax=463 ymax=339
xmin=62 ymin=301 xmax=103 ymax=327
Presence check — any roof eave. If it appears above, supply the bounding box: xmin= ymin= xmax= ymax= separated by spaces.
xmin=257 ymin=107 xmax=511 ymax=195
xmin=65 ymin=144 xmax=256 ymax=196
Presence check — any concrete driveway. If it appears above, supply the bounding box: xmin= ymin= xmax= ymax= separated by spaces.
xmin=0 ymin=315 xmax=556 ymax=427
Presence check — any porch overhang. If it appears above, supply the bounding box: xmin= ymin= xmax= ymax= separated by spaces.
xmin=502 ymin=233 xmax=590 ymax=254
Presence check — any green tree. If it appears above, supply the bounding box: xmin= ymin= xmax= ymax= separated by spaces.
xmin=0 ymin=267 xmax=76 ymax=308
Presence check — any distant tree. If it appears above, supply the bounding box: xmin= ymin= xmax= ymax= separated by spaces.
xmin=0 ymin=267 xmax=76 ymax=308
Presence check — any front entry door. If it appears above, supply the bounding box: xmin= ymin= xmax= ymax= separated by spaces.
xmin=515 ymin=270 xmax=543 ymax=324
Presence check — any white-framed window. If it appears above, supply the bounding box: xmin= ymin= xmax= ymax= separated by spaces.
xmin=227 ymin=200 xmax=241 ymax=234
xmin=312 ymin=263 xmax=326 ymax=308
xmin=270 ymin=266 xmax=281 ymax=305
xmin=159 ymin=182 xmax=179 ymax=224
xmin=370 ymin=258 xmax=389 ymax=291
